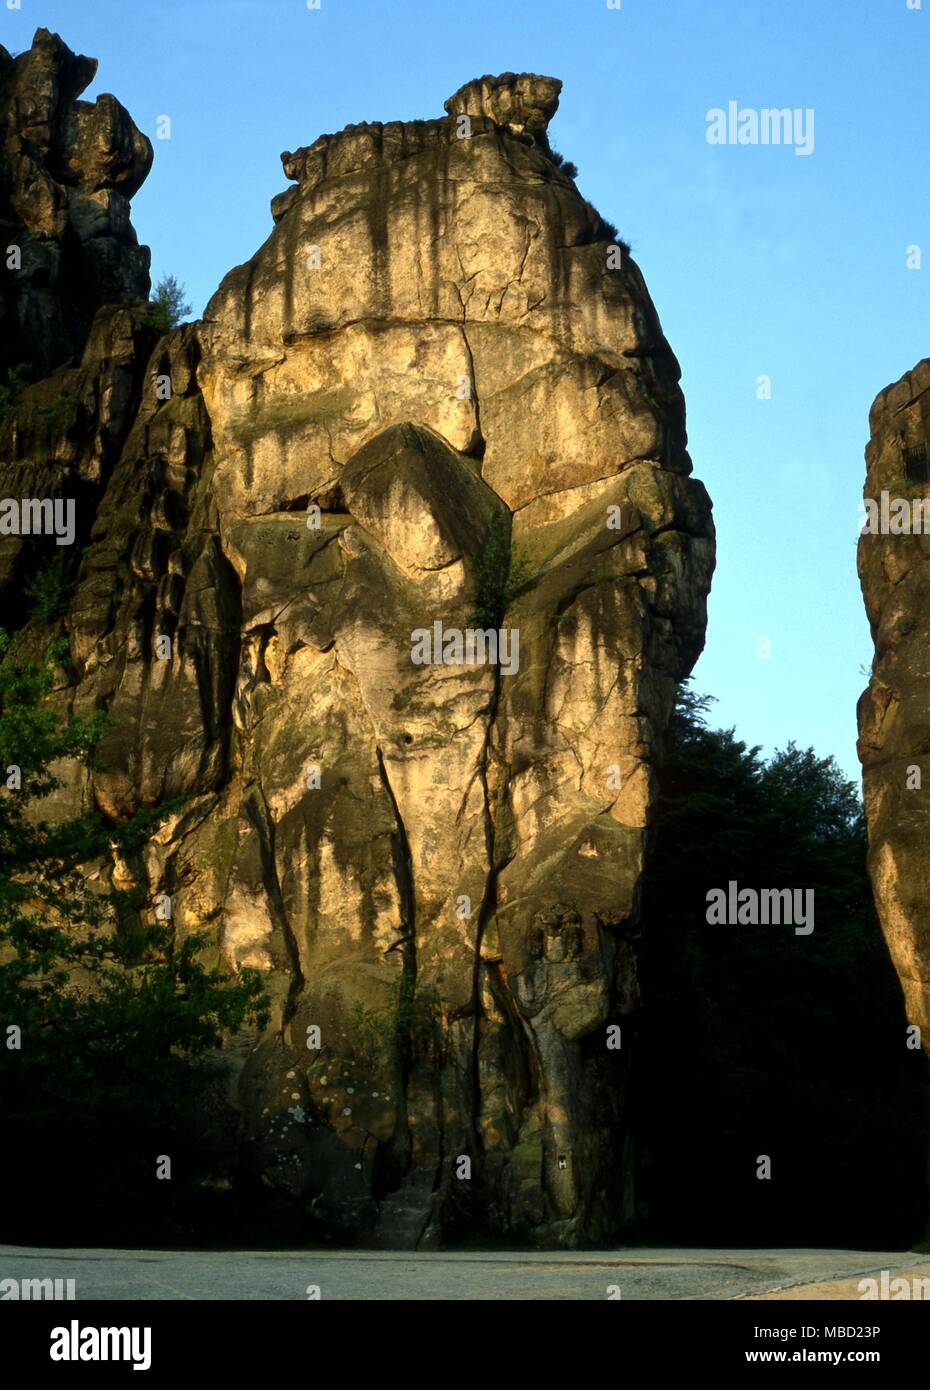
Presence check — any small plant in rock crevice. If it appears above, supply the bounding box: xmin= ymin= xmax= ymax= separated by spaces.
xmin=471 ymin=512 xmax=533 ymax=628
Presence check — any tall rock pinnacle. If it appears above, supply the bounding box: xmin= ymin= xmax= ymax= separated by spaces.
xmin=0 ymin=28 xmax=152 ymax=377
xmin=0 ymin=45 xmax=714 ymax=1244
xmin=859 ymin=361 xmax=930 ymax=1222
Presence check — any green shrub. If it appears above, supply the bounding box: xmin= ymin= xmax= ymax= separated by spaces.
xmin=548 ymin=147 xmax=579 ymax=179
xmin=351 ymin=977 xmax=444 ymax=1069
xmin=25 ymin=551 xmax=73 ymax=625
xmin=471 ymin=512 xmax=532 ymax=628
xmin=38 ymin=392 xmax=76 ymax=430
xmin=0 ymin=362 xmax=32 ymax=421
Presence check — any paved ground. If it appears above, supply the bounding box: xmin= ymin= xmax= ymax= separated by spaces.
xmin=1 ymin=1245 xmax=927 ymax=1300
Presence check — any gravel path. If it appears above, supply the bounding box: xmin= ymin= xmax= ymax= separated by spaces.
xmin=1 ymin=1245 xmax=925 ymax=1300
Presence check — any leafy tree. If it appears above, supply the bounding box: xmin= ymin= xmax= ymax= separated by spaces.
xmin=636 ymin=683 xmax=928 ymax=1247
xmin=0 ymin=632 xmax=269 ymax=1241
xmin=146 ymin=273 xmax=192 ymax=334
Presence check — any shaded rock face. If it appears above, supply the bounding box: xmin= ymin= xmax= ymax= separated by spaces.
xmin=858 ymin=363 xmax=930 ymax=1073
xmin=0 ymin=28 xmax=152 ymax=378
xmin=0 ymin=31 xmax=154 ymax=608
xmin=2 ymin=54 xmax=714 ymax=1244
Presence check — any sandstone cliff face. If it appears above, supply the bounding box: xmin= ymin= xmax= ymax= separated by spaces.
xmin=858 ymin=363 xmax=930 ymax=1063
xmin=1 ymin=37 xmax=714 ymax=1245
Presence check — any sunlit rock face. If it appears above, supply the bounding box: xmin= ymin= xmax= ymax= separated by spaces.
xmin=858 ymin=364 xmax=930 ymax=1068
xmin=1 ymin=45 xmax=714 ymax=1245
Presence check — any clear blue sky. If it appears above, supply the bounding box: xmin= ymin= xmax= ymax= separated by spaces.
xmin=5 ymin=0 xmax=928 ymax=782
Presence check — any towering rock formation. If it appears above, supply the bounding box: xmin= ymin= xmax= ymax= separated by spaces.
xmin=0 ymin=30 xmax=155 ymax=594
xmin=858 ymin=363 xmax=930 ymax=1124
xmin=0 ymin=28 xmax=152 ymax=378
xmin=1 ymin=35 xmax=714 ymax=1244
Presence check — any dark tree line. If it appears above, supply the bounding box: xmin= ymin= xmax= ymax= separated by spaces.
xmin=635 ymin=686 xmax=928 ymax=1248
xmin=0 ymin=633 xmax=268 ymax=1244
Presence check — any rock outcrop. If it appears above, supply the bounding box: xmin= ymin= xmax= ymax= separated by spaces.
xmin=0 ymin=31 xmax=154 ymax=593
xmin=858 ymin=362 xmax=930 ymax=1138
xmin=0 ymin=28 xmax=152 ymax=379
xmin=1 ymin=34 xmax=714 ymax=1245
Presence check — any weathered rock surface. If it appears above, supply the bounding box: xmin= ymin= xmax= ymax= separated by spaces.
xmin=858 ymin=363 xmax=930 ymax=1072
xmin=0 ymin=30 xmax=155 ymax=595
xmin=1 ymin=38 xmax=714 ymax=1245
xmin=0 ymin=28 xmax=152 ymax=378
